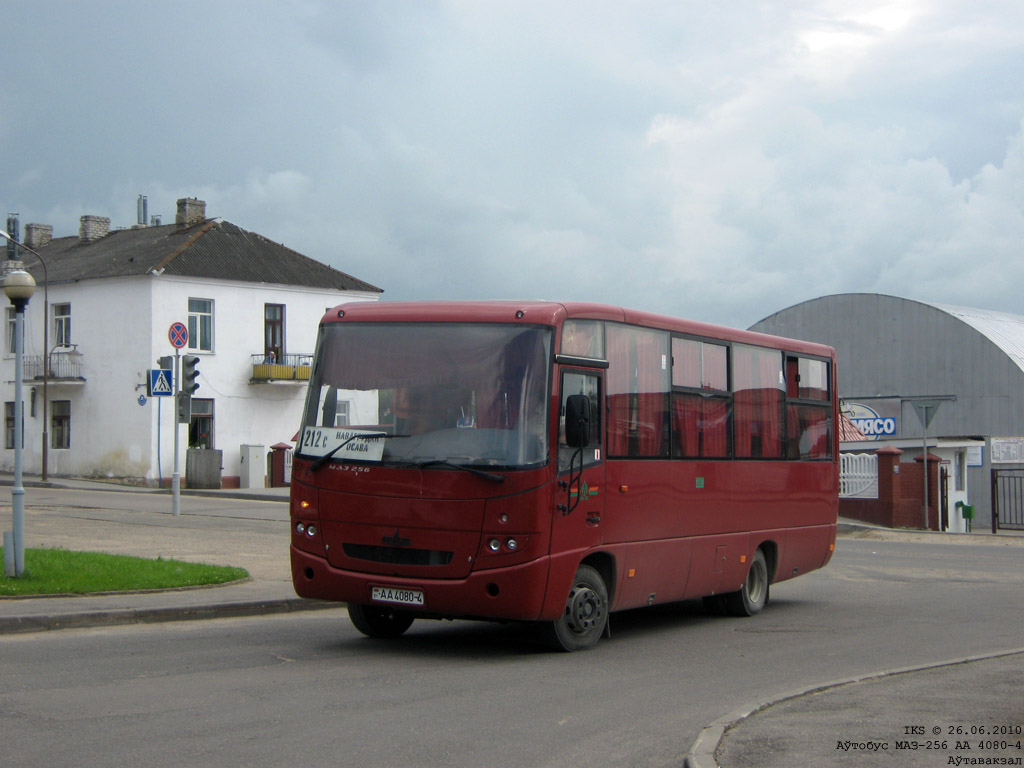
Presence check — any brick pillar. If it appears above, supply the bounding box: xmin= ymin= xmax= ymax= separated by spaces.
xmin=876 ymin=446 xmax=902 ymax=527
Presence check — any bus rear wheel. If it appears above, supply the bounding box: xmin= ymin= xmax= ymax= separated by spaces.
xmin=348 ymin=603 xmax=415 ymax=639
xmin=545 ymin=564 xmax=608 ymax=652
xmin=723 ymin=549 xmax=769 ymax=617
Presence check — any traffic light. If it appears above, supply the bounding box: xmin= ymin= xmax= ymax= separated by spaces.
xmin=176 ymin=391 xmax=192 ymax=424
xmin=182 ymin=355 xmax=201 ymax=395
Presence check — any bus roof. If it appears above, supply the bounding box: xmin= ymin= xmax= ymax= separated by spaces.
xmin=326 ymin=300 xmax=835 ymax=358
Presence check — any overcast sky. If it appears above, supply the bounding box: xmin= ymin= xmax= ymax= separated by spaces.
xmin=3 ymin=0 xmax=1023 ymax=329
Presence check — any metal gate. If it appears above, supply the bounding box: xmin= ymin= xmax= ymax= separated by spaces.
xmin=991 ymin=469 xmax=1024 ymax=532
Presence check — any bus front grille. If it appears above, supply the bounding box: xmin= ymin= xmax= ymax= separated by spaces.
xmin=343 ymin=543 xmax=454 ymax=567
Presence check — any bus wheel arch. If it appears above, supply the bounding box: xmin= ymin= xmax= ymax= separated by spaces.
xmin=723 ymin=547 xmax=770 ymax=617
xmin=544 ymin=562 xmax=610 ymax=652
xmin=581 ymin=552 xmax=616 ymax=608
xmin=758 ymin=540 xmax=779 ymax=585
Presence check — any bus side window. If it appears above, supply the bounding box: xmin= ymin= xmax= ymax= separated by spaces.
xmin=559 ymin=372 xmax=602 ymax=472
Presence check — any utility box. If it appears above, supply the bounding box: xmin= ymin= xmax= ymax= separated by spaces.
xmin=186 ymin=448 xmax=223 ymax=489
xmin=240 ymin=444 xmax=266 ymax=488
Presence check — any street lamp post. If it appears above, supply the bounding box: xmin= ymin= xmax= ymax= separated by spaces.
xmin=4 ymin=269 xmax=36 ymax=577
xmin=0 ymin=230 xmax=49 ymax=480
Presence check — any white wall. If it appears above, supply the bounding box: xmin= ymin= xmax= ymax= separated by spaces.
xmin=1 ymin=271 xmax=376 ymax=484
xmin=149 ymin=275 xmax=377 ymax=483
xmin=2 ymin=275 xmax=154 ymax=478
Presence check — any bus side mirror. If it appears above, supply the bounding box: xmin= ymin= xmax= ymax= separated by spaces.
xmin=565 ymin=394 xmax=591 ymax=448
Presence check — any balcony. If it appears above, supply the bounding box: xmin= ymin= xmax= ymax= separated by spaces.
xmin=23 ymin=348 xmax=86 ymax=384
xmin=250 ymin=353 xmax=313 ymax=383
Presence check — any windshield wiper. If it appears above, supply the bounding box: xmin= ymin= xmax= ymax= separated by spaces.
xmin=309 ymin=432 xmax=389 ymax=473
xmin=414 ymin=459 xmax=505 ymax=483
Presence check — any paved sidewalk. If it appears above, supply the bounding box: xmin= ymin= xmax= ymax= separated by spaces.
xmin=694 ymin=650 xmax=1024 ymax=768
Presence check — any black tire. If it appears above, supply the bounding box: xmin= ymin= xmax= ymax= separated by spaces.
xmin=545 ymin=564 xmax=609 ymax=651
xmin=723 ymin=549 xmax=769 ymax=617
xmin=348 ymin=603 xmax=415 ymax=639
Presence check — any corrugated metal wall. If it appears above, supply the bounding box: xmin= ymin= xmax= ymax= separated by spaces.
xmin=751 ymin=293 xmax=1024 ymax=528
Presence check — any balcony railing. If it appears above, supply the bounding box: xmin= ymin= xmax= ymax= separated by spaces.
xmin=23 ymin=350 xmax=86 ymax=382
xmin=250 ymin=353 xmax=313 ymax=382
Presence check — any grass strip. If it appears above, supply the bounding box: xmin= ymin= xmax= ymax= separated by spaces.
xmin=0 ymin=547 xmax=248 ymax=596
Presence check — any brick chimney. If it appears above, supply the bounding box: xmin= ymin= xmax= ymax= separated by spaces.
xmin=176 ymin=198 xmax=207 ymax=230
xmin=24 ymin=223 xmax=53 ymax=249
xmin=79 ymin=215 xmax=110 ymax=243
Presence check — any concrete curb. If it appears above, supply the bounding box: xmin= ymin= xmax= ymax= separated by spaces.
xmin=682 ymin=647 xmax=1024 ymax=768
xmin=0 ymin=597 xmax=339 ymax=635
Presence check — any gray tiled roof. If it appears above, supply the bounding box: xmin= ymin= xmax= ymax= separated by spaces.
xmin=19 ymin=219 xmax=382 ymax=293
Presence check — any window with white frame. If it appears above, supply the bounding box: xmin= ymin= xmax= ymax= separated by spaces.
xmin=188 ymin=298 xmax=214 ymax=352
xmin=53 ymin=303 xmax=71 ymax=346
xmin=51 ymin=400 xmax=71 ymax=449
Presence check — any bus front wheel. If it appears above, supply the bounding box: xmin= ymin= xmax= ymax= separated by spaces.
xmin=545 ymin=564 xmax=609 ymax=652
xmin=348 ymin=603 xmax=415 ymax=639
xmin=723 ymin=549 xmax=769 ymax=617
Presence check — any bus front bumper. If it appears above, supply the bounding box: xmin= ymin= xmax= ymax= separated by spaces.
xmin=290 ymin=545 xmax=554 ymax=622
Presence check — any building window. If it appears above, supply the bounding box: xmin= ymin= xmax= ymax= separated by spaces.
xmin=188 ymin=298 xmax=214 ymax=352
xmin=53 ymin=303 xmax=71 ymax=346
xmin=334 ymin=400 xmax=350 ymax=427
xmin=5 ymin=402 xmax=14 ymax=450
xmin=189 ymin=398 xmax=214 ymax=449
xmin=52 ymin=400 xmax=71 ymax=449
xmin=264 ymin=304 xmax=284 ymax=362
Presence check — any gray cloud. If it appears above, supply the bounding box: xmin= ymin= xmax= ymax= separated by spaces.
xmin=3 ymin=0 xmax=1024 ymax=329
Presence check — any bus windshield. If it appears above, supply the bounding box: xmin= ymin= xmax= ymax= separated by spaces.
xmin=300 ymin=322 xmax=553 ymax=470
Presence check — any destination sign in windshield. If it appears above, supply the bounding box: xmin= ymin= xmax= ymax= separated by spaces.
xmin=298 ymin=427 xmax=386 ymax=462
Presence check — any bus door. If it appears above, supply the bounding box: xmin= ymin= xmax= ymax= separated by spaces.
xmin=552 ymin=369 xmax=605 ymax=554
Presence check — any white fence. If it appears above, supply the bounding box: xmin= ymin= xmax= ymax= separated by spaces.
xmin=840 ymin=452 xmax=878 ymax=499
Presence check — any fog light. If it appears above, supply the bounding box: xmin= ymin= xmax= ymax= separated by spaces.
xmin=296 ymin=522 xmax=305 ymax=534
xmin=506 ymin=537 xmax=518 ymax=550
xmin=306 ymin=525 xmax=317 ymax=537
xmin=488 ymin=538 xmax=501 ymax=552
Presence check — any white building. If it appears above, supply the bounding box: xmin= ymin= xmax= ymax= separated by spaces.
xmin=2 ymin=199 xmax=381 ymax=487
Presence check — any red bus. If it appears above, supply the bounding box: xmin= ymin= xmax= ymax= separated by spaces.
xmin=290 ymin=301 xmax=838 ymax=650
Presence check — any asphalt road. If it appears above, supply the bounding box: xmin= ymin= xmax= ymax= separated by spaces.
xmin=2 ymin=527 xmax=1022 ymax=768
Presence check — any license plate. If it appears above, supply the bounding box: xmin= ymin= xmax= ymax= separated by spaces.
xmin=371 ymin=586 xmax=425 ymax=606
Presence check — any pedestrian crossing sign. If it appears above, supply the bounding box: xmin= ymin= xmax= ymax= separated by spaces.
xmin=148 ymin=369 xmax=173 ymax=397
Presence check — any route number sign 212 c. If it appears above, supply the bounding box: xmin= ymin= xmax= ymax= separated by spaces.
xmin=298 ymin=427 xmax=386 ymax=462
